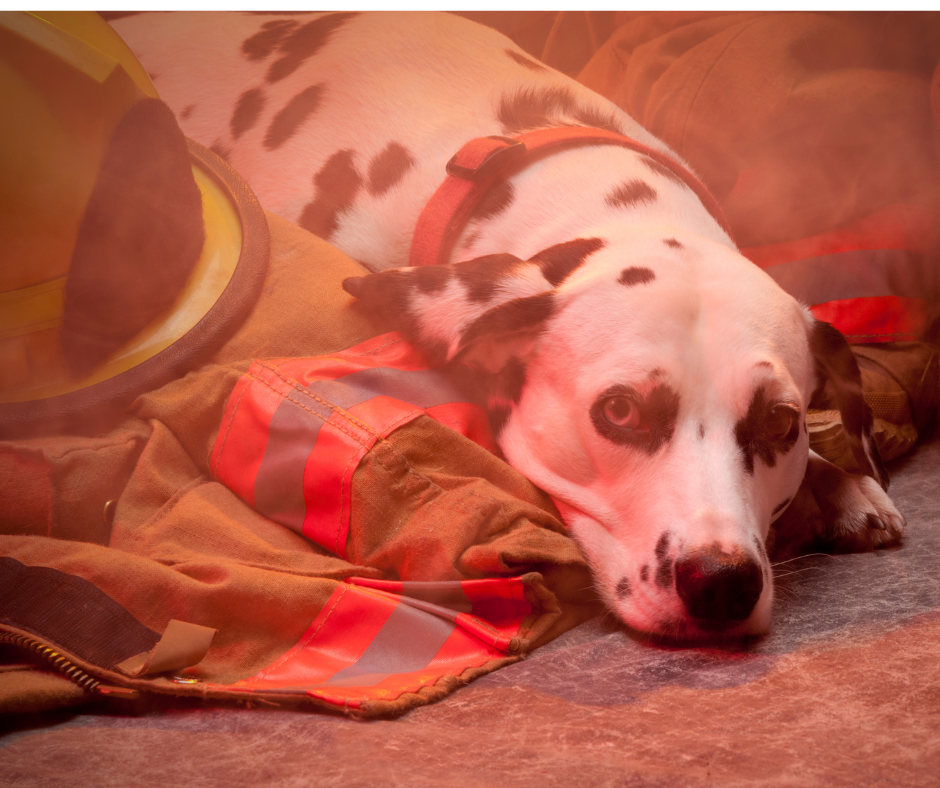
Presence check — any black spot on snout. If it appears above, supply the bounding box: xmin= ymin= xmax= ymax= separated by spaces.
xmin=618 ymin=267 xmax=655 ymax=287
xmin=734 ymin=387 xmax=800 ymax=475
xmin=616 ymin=577 xmax=632 ymax=599
xmin=606 ymin=179 xmax=657 ymax=210
xmin=640 ymin=564 xmax=650 ymax=583
xmin=654 ymin=532 xmax=673 ymax=590
xmin=664 ymin=238 xmax=683 ymax=249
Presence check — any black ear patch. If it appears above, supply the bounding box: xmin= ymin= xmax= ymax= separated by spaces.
xmin=342 ymin=269 xmax=447 ymax=364
xmin=264 ymin=84 xmax=323 ymax=150
xmin=459 ymin=292 xmax=556 ymax=350
xmin=809 ymin=320 xmax=888 ymax=489
xmin=532 ymin=237 xmax=606 ymax=286
xmin=299 ymin=149 xmax=361 ymax=239
xmin=455 ymin=253 xmax=524 ymax=302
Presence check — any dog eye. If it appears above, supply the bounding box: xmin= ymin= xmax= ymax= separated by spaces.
xmin=602 ymin=396 xmax=640 ymax=429
xmin=766 ymin=405 xmax=798 ymax=439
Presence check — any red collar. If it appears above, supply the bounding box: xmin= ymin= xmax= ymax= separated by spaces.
xmin=409 ymin=126 xmax=732 ymax=268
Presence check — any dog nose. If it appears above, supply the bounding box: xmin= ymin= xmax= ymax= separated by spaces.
xmin=675 ymin=546 xmax=763 ymax=631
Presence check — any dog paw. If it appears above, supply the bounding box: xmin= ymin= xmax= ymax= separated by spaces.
xmin=804 ymin=450 xmax=906 ymax=552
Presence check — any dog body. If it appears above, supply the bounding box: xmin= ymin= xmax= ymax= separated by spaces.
xmin=115 ymin=11 xmax=904 ymax=641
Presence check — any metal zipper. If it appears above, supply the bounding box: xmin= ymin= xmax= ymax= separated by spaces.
xmin=0 ymin=631 xmax=138 ymax=697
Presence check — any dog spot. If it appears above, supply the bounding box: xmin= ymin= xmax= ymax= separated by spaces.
xmin=640 ymin=564 xmax=650 ymax=583
xmin=368 ymin=142 xmax=415 ymax=196
xmin=230 ymin=89 xmax=266 ymax=140
xmin=460 ymin=292 xmax=556 ymax=350
xmin=606 ymin=179 xmax=657 ymax=210
xmin=180 ymin=104 xmax=197 ymax=120
xmin=413 ymin=265 xmax=452 ymax=295
xmin=488 ymin=404 xmax=511 ymax=436
xmin=264 ymin=84 xmax=323 ymax=150
xmin=266 ymin=13 xmax=358 ymax=83
xmin=734 ymin=386 xmax=800 ymax=475
xmin=618 ymin=266 xmax=655 ymax=287
xmin=505 ymin=48 xmax=548 ymax=72
xmin=472 ymin=180 xmax=515 ymax=222
xmin=591 ymin=382 xmax=680 ymax=454
xmin=497 ymin=86 xmax=622 ymax=135
xmin=699 ymin=423 xmax=705 ymax=439
xmin=616 ymin=577 xmax=632 ymax=599
xmin=298 ymin=149 xmax=361 ymax=239
xmin=460 ymin=230 xmax=481 ymax=252
xmin=209 ymin=141 xmax=231 ymax=163
xmin=772 ymin=497 xmax=792 ymax=517
xmin=640 ymin=155 xmax=686 ymax=188
xmin=655 ymin=533 xmax=673 ymax=590
xmin=242 ymin=18 xmax=299 ymax=61
xmin=655 ymin=532 xmax=670 ymax=560
xmin=532 ymin=237 xmax=605 ymax=286
xmin=456 ymin=253 xmax=523 ymax=302
xmin=664 ymin=238 xmax=683 ymax=249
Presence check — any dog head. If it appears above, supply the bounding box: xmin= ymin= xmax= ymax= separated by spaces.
xmin=343 ymin=226 xmax=885 ymax=641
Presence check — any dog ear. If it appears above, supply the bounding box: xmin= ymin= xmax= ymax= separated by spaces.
xmin=808 ymin=319 xmax=889 ymax=489
xmin=342 ymin=252 xmax=555 ymax=365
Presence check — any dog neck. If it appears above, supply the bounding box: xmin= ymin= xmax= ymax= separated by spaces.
xmin=410 ymin=127 xmax=733 ymax=269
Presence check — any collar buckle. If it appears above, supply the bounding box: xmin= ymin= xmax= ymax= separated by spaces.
xmin=445 ymin=136 xmax=527 ymax=182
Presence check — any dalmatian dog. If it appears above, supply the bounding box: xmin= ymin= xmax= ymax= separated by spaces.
xmin=113 ymin=11 xmax=904 ymax=641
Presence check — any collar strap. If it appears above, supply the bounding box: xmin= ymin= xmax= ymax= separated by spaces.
xmin=409 ymin=126 xmax=732 ymax=267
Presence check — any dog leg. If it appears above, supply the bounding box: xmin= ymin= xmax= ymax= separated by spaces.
xmin=770 ymin=450 xmax=905 ymax=559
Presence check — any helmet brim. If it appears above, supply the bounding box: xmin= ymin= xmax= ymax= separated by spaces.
xmin=0 ymin=140 xmax=269 ymax=437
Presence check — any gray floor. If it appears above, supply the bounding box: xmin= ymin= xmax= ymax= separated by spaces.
xmin=2 ymin=440 xmax=938 ymax=788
